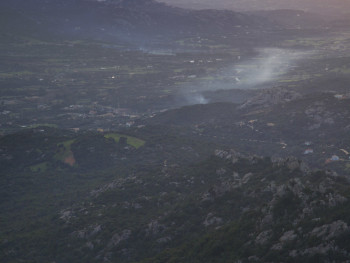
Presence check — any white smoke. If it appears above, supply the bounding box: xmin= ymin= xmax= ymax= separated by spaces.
xmin=180 ymin=48 xmax=312 ymax=105
xmin=231 ymin=48 xmax=308 ymax=87
xmin=188 ymin=94 xmax=209 ymax=104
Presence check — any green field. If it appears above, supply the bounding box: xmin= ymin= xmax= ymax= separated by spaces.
xmin=29 ymin=162 xmax=48 ymax=172
xmin=104 ymin=133 xmax=145 ymax=148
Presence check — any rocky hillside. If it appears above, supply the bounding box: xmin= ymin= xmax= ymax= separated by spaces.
xmin=142 ymin=150 xmax=350 ymax=262
xmin=145 ymin=90 xmax=350 ymax=173
xmin=2 ymin=146 xmax=350 ymax=262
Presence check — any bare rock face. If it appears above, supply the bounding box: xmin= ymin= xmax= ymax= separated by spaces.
xmin=311 ymin=221 xmax=349 ymax=241
xmin=290 ymin=241 xmax=346 ymax=258
xmin=156 ymin=236 xmax=172 ymax=244
xmin=214 ymin=149 xmax=262 ymax=166
xmin=146 ymin=220 xmax=166 ymax=236
xmin=255 ymin=230 xmax=272 ymax=245
xmin=239 ymin=87 xmax=301 ymax=110
xmin=279 ymin=230 xmax=297 ymax=243
xmin=108 ymin=229 xmax=131 ymax=248
xmin=271 ymin=230 xmax=297 ymax=250
xmin=202 ymin=180 xmax=239 ymax=201
xmin=272 ymin=156 xmax=309 ymax=174
xmin=214 ymin=149 xmax=231 ymax=159
xmin=203 ymin=213 xmax=223 ymax=227
xmin=305 ymin=104 xmax=336 ymax=130
xmin=260 ymin=213 xmax=274 ymax=227
xmin=60 ymin=209 xmax=73 ymax=223
xmin=285 ymin=157 xmax=301 ymax=171
xmin=216 ymin=168 xmax=226 ymax=175
xmin=214 ymin=149 xmax=244 ymax=163
xmin=242 ymin=172 xmax=253 ymax=184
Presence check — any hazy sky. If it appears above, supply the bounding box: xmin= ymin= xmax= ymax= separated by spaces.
xmin=156 ymin=0 xmax=350 ymax=16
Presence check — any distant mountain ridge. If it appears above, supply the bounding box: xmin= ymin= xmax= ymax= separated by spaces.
xmin=251 ymin=9 xmax=328 ymax=29
xmin=0 ymin=0 xmax=275 ymax=42
xmin=158 ymin=0 xmax=350 ymax=17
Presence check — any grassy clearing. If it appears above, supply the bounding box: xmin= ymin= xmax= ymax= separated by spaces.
xmin=346 ymin=163 xmax=350 ymax=171
xmin=330 ymin=67 xmax=350 ymax=74
xmin=278 ymin=74 xmax=311 ymax=83
xmin=27 ymin=124 xmax=58 ymax=129
xmin=0 ymin=71 xmax=34 ymax=78
xmin=30 ymin=162 xmax=48 ymax=172
xmin=104 ymin=133 xmax=145 ymax=149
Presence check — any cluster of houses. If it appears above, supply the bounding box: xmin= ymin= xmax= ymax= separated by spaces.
xmin=334 ymin=94 xmax=350 ymax=100
xmin=303 ymin=141 xmax=350 ymax=164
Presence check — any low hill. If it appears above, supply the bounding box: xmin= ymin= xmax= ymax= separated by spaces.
xmin=145 ymin=90 xmax=350 ymax=173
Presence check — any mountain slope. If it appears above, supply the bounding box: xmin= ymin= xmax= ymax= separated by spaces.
xmin=251 ymin=9 xmax=328 ymax=29
xmin=140 ymin=152 xmax=350 ymax=262
xmin=2 ymin=143 xmax=350 ymax=262
xmin=0 ymin=0 xmax=275 ymax=42
xmin=158 ymin=0 xmax=350 ymax=16
xmin=145 ymin=91 xmax=350 ymax=173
